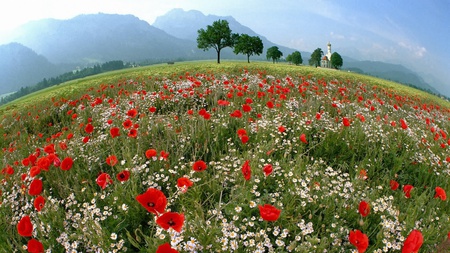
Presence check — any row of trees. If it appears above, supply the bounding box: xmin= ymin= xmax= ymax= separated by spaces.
xmin=197 ymin=19 xmax=343 ymax=69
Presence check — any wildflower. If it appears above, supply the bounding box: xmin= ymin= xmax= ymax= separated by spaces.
xmin=27 ymin=238 xmax=44 ymax=253
xmin=17 ymin=215 xmax=33 ymax=237
xmin=358 ymin=201 xmax=370 ymax=217
xmin=263 ymin=164 xmax=273 ymax=177
xmin=343 ymin=117 xmax=351 ymax=127
xmin=258 ymin=204 xmax=281 ymax=221
xmin=28 ymin=179 xmax=43 ymax=196
xmin=84 ymin=123 xmax=94 ymax=134
xmin=127 ymin=108 xmax=138 ymax=118
xmin=349 ymin=229 xmax=369 ymax=253
xmin=278 ymin=125 xmax=286 ymax=133
xmin=242 ymin=104 xmax=252 ymax=112
xmin=177 ymin=177 xmax=193 ymax=192
xmin=230 ymin=109 xmax=243 ymax=118
xmin=110 ymin=127 xmax=120 ymax=138
xmin=390 ymin=180 xmax=399 ymax=190
xmin=60 ymin=157 xmax=73 ymax=171
xmin=402 ymin=230 xmax=423 ymax=253
xmin=434 ymin=187 xmax=446 ymax=201
xmin=192 ymin=160 xmax=207 ymax=172
xmin=156 ymin=212 xmax=185 ymax=232
xmin=156 ymin=243 xmax=179 ymax=253
xmin=96 ymin=173 xmax=113 ymax=189
xmin=122 ymin=119 xmax=133 ymax=129
xmin=136 ymin=188 xmax=167 ymax=214
xmin=106 ymin=155 xmax=118 ymax=166
xmin=116 ymin=170 xmax=130 ymax=182
xmin=300 ymin=133 xmax=308 ymax=144
xmin=33 ymin=195 xmax=45 ymax=212
xmin=241 ymin=160 xmax=251 ymax=181
xmin=400 ymin=119 xmax=408 ymax=130
xmin=240 ymin=135 xmax=249 ymax=144
xmin=145 ymin=149 xmax=158 ymax=159
xmin=403 ymin=185 xmax=414 ymax=198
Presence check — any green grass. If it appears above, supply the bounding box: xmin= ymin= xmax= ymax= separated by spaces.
xmin=0 ymin=61 xmax=449 ymax=252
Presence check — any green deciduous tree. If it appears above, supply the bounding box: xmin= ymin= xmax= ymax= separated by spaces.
xmin=233 ymin=34 xmax=264 ymax=63
xmin=288 ymin=51 xmax=303 ymax=65
xmin=266 ymin=46 xmax=283 ymax=63
xmin=330 ymin=52 xmax=343 ymax=69
xmin=309 ymin=48 xmax=323 ymax=67
xmin=197 ymin=20 xmax=236 ymax=64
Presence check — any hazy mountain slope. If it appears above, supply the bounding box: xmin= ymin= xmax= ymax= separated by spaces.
xmin=8 ymin=13 xmax=200 ymax=64
xmin=0 ymin=43 xmax=62 ymax=94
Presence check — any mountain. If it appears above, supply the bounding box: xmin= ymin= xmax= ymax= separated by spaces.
xmin=153 ymin=8 xmax=307 ymax=60
xmin=8 ymin=13 xmax=201 ymax=64
xmin=0 ymin=43 xmax=63 ymax=94
xmin=343 ymin=61 xmax=439 ymax=94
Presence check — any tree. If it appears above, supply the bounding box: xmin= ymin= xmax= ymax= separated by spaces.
xmin=289 ymin=51 xmax=303 ymax=65
xmin=197 ymin=20 xmax=236 ymax=64
xmin=330 ymin=52 xmax=343 ymax=69
xmin=309 ymin=48 xmax=323 ymax=67
xmin=233 ymin=34 xmax=264 ymax=63
xmin=266 ymin=46 xmax=283 ymax=63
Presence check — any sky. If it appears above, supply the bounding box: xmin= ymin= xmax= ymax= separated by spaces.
xmin=1 ymin=0 xmax=449 ymax=94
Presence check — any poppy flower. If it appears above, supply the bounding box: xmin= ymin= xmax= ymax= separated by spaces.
xmin=136 ymin=188 xmax=167 ymax=214
xmin=278 ymin=125 xmax=286 ymax=133
xmin=263 ymin=164 xmax=273 ymax=176
xmin=242 ymin=104 xmax=252 ymax=112
xmin=145 ymin=149 xmax=158 ymax=159
xmin=403 ymin=185 xmax=414 ymax=198
xmin=27 ymin=238 xmax=44 ymax=253
xmin=343 ymin=117 xmax=351 ymax=127
xmin=17 ymin=215 xmax=33 ymax=237
xmin=84 ymin=123 xmax=94 ymax=134
xmin=156 ymin=243 xmax=178 ymax=253
xmin=159 ymin=151 xmax=169 ymax=160
xmin=192 ymin=160 xmax=207 ymax=172
xmin=218 ymin=100 xmax=230 ymax=106
xmin=402 ymin=230 xmax=423 ymax=253
xmin=106 ymin=155 xmax=118 ymax=166
xmin=300 ymin=133 xmax=308 ymax=144
xmin=128 ymin=128 xmax=138 ymax=138
xmin=240 ymin=135 xmax=249 ymax=144
xmin=349 ymin=229 xmax=369 ymax=253
xmin=266 ymin=101 xmax=274 ymax=108
xmin=434 ymin=186 xmax=446 ymax=201
xmin=29 ymin=166 xmax=41 ymax=178
xmin=116 ymin=170 xmax=130 ymax=182
xmin=33 ymin=195 xmax=45 ymax=212
xmin=149 ymin=106 xmax=157 ymax=113
xmin=96 ymin=173 xmax=113 ymax=189
xmin=237 ymin=128 xmax=247 ymax=137
xmin=230 ymin=110 xmax=243 ymax=118
xmin=127 ymin=108 xmax=138 ymax=118
xmin=258 ymin=204 xmax=281 ymax=221
xmin=241 ymin=160 xmax=251 ymax=181
xmin=400 ymin=119 xmax=408 ymax=130
xmin=60 ymin=157 xmax=73 ymax=171
xmin=390 ymin=180 xmax=400 ymax=190
xmin=156 ymin=212 xmax=185 ymax=232
xmin=122 ymin=119 xmax=133 ymax=129
xmin=43 ymin=144 xmax=55 ymax=154
xmin=358 ymin=201 xmax=370 ymax=217
xmin=177 ymin=177 xmax=193 ymax=192
xmin=28 ymin=179 xmax=43 ymax=196
xmin=110 ymin=127 xmax=120 ymax=138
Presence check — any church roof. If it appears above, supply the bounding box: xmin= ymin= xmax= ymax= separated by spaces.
xmin=322 ymin=56 xmax=328 ymax=61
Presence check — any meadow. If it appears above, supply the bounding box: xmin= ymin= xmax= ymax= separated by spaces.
xmin=0 ymin=61 xmax=449 ymax=252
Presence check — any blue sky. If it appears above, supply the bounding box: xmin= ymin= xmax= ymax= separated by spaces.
xmin=1 ymin=0 xmax=449 ymax=94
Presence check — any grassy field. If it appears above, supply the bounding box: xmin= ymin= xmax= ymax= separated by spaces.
xmin=0 ymin=61 xmax=449 ymax=252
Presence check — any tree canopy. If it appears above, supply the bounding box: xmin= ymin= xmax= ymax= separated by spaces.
xmin=233 ymin=34 xmax=264 ymax=63
xmin=309 ymin=48 xmax=323 ymax=67
xmin=330 ymin=52 xmax=343 ymax=69
xmin=287 ymin=51 xmax=303 ymax=65
xmin=197 ymin=20 xmax=236 ymax=64
xmin=266 ymin=46 xmax=283 ymax=63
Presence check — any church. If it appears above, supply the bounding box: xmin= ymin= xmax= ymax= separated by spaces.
xmin=320 ymin=42 xmax=332 ymax=68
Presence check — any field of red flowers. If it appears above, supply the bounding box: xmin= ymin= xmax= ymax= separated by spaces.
xmin=0 ymin=62 xmax=449 ymax=252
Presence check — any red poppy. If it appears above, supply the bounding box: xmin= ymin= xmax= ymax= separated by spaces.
xmin=106 ymin=155 xmax=118 ymax=166
xmin=43 ymin=144 xmax=55 ymax=154
xmin=403 ymin=185 xmax=414 ymax=198
xmin=37 ymin=157 xmax=51 ymax=171
xmin=110 ymin=127 xmax=120 ymax=138
xmin=242 ymin=104 xmax=252 ymax=112
xmin=116 ymin=170 xmax=130 ymax=182
xmin=241 ymin=160 xmax=251 ymax=181
xmin=390 ymin=180 xmax=400 ymax=190
xmin=122 ymin=119 xmax=133 ymax=129
xmin=434 ymin=186 xmax=447 ymax=201
xmin=192 ymin=160 xmax=207 ymax=172
xmin=349 ymin=229 xmax=369 ymax=253
xmin=60 ymin=157 xmax=73 ymax=171
xmin=127 ymin=108 xmax=138 ymax=118
xmin=400 ymin=119 xmax=408 ymax=130
xmin=96 ymin=173 xmax=113 ymax=189
xmin=28 ymin=179 xmax=43 ymax=196
xmin=149 ymin=106 xmax=157 ymax=113
xmin=160 ymin=151 xmax=169 ymax=160
xmin=263 ymin=164 xmax=273 ymax=176
xmin=237 ymin=128 xmax=247 ymax=137
xmin=156 ymin=243 xmax=178 ymax=253
xmin=258 ymin=204 xmax=281 ymax=221
xmin=230 ymin=109 xmax=243 ymax=118
xmin=27 ymin=238 xmax=44 ymax=253
xmin=128 ymin=128 xmax=138 ymax=138
xmin=136 ymin=188 xmax=167 ymax=214
xmin=177 ymin=177 xmax=193 ymax=192
xmin=240 ymin=135 xmax=249 ymax=144
xmin=278 ymin=125 xmax=286 ymax=133
xmin=145 ymin=149 xmax=158 ymax=159
xmin=402 ymin=230 xmax=423 ymax=253
xmin=34 ymin=195 xmax=45 ymax=212
xmin=218 ymin=100 xmax=230 ymax=106
xmin=29 ymin=166 xmax=41 ymax=178
xmin=84 ymin=123 xmax=94 ymax=134
xmin=358 ymin=201 xmax=370 ymax=217
xmin=300 ymin=133 xmax=308 ymax=144
xmin=266 ymin=101 xmax=274 ymax=108
xmin=17 ymin=215 xmax=33 ymax=237
xmin=343 ymin=117 xmax=351 ymax=127
xmin=156 ymin=212 xmax=185 ymax=232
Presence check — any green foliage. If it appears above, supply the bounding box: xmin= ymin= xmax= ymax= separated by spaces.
xmin=233 ymin=34 xmax=264 ymax=63
xmin=287 ymin=51 xmax=303 ymax=65
xmin=266 ymin=46 xmax=283 ymax=63
xmin=330 ymin=52 xmax=343 ymax=69
xmin=309 ymin=48 xmax=323 ymax=67
xmin=197 ymin=20 xmax=236 ymax=64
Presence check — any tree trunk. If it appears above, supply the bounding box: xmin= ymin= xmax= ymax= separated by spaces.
xmin=217 ymin=49 xmax=221 ymax=64
xmin=247 ymin=55 xmax=250 ymax=63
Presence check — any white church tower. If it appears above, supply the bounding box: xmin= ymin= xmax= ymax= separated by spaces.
xmin=326 ymin=42 xmax=332 ymax=61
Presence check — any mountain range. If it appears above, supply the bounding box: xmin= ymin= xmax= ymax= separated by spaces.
xmin=0 ymin=9 xmax=441 ymax=96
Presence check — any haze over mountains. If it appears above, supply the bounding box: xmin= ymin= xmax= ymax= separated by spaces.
xmin=0 ymin=9 xmax=442 ymax=96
